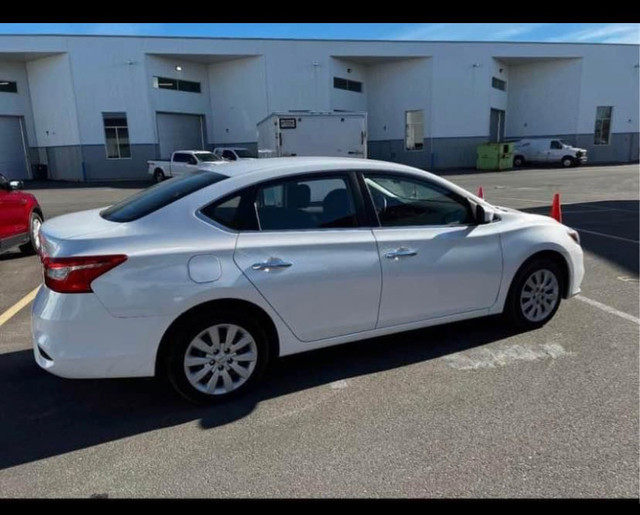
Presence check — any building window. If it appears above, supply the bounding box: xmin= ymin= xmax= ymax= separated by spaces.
xmin=103 ymin=112 xmax=131 ymax=159
xmin=153 ymin=76 xmax=201 ymax=94
xmin=594 ymin=106 xmax=613 ymax=145
xmin=333 ymin=77 xmax=363 ymax=93
xmin=405 ymin=110 xmax=424 ymax=151
xmin=0 ymin=80 xmax=18 ymax=93
xmin=491 ymin=77 xmax=506 ymax=91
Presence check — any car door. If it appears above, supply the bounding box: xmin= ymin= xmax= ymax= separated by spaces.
xmin=0 ymin=175 xmax=27 ymax=242
xmin=232 ymin=172 xmax=382 ymax=342
xmin=172 ymin=153 xmax=197 ymax=177
xmin=548 ymin=140 xmax=563 ymax=163
xmin=361 ymin=171 xmax=503 ymax=327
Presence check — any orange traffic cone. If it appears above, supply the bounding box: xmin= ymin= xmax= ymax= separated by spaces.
xmin=477 ymin=186 xmax=484 ymax=199
xmin=550 ymin=193 xmax=562 ymax=222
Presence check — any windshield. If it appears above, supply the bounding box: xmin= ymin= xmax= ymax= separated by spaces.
xmin=194 ymin=152 xmax=223 ymax=162
xmin=560 ymin=140 xmax=572 ymax=147
xmin=101 ymin=170 xmax=228 ymax=222
xmin=234 ymin=149 xmax=255 ymax=158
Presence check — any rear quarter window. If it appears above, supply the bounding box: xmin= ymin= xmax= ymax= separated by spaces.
xmin=101 ymin=171 xmax=228 ymax=222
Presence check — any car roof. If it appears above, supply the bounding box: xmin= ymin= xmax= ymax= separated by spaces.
xmin=212 ymin=156 xmax=425 ymax=181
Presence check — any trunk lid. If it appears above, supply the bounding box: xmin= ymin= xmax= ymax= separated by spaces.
xmin=40 ymin=208 xmax=126 ymax=258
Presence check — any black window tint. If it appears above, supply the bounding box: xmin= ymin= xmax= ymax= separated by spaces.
xmin=178 ymin=79 xmax=201 ymax=93
xmin=333 ymin=76 xmax=363 ymax=93
xmin=101 ymin=171 xmax=228 ymax=222
xmin=173 ymin=153 xmax=188 ymax=163
xmin=200 ymin=190 xmax=258 ymax=231
xmin=222 ymin=150 xmax=236 ymax=160
xmin=256 ymin=176 xmax=358 ymax=230
xmin=0 ymin=80 xmax=18 ymax=93
xmin=550 ymin=140 xmax=562 ymax=149
xmin=364 ymin=174 xmax=473 ymax=227
xmin=492 ymin=77 xmax=506 ymax=91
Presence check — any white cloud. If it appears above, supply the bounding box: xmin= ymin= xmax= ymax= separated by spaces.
xmin=389 ymin=23 xmax=548 ymax=41
xmin=78 ymin=24 xmax=168 ymax=36
xmin=547 ymin=24 xmax=640 ymax=44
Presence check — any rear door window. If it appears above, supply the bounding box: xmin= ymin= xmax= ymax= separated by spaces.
xmin=255 ymin=175 xmax=359 ymax=230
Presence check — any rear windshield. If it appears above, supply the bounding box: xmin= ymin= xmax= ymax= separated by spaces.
xmin=101 ymin=171 xmax=228 ymax=222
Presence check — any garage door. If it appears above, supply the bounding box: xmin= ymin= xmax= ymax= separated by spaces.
xmin=157 ymin=113 xmax=205 ymax=160
xmin=0 ymin=116 xmax=29 ymax=180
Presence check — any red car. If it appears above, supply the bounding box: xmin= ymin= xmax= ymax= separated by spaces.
xmin=0 ymin=173 xmax=44 ymax=255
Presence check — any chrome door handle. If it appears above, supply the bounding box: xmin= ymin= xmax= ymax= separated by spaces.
xmin=251 ymin=258 xmax=293 ymax=271
xmin=384 ymin=247 xmax=418 ymax=259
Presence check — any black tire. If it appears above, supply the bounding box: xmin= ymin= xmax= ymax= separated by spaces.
xmin=19 ymin=211 xmax=43 ymax=255
xmin=504 ymin=258 xmax=564 ymax=330
xmin=164 ymin=310 xmax=271 ymax=404
xmin=154 ymin=169 xmax=165 ymax=183
xmin=513 ymin=155 xmax=525 ymax=167
xmin=561 ymin=156 xmax=574 ymax=168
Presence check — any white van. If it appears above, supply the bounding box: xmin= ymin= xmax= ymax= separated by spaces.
xmin=513 ymin=138 xmax=587 ymax=168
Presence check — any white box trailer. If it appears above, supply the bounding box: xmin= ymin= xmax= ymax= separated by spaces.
xmin=257 ymin=112 xmax=367 ymax=159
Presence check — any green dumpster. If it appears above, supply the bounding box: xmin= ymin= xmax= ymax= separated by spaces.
xmin=476 ymin=142 xmax=515 ymax=170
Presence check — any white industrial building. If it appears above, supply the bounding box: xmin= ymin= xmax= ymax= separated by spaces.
xmin=0 ymin=34 xmax=638 ymax=181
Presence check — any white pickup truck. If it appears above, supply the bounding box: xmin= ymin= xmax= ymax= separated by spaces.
xmin=147 ymin=151 xmax=228 ymax=182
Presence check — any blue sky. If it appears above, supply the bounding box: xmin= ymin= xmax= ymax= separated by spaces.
xmin=0 ymin=23 xmax=638 ymax=44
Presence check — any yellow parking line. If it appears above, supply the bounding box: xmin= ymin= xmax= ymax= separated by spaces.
xmin=0 ymin=286 xmax=40 ymax=328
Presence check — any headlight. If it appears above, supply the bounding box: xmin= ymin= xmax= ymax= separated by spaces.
xmin=567 ymin=229 xmax=580 ymax=245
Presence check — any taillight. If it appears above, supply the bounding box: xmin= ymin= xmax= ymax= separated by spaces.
xmin=43 ymin=255 xmax=127 ymax=294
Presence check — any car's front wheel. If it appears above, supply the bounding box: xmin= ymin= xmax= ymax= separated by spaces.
xmin=561 ymin=156 xmax=574 ymax=168
xmin=513 ymin=155 xmax=525 ymax=167
xmin=19 ymin=211 xmax=43 ymax=255
xmin=504 ymin=258 xmax=563 ymax=329
xmin=165 ymin=311 xmax=270 ymax=404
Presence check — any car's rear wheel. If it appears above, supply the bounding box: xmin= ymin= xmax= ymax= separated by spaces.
xmin=561 ymin=156 xmax=574 ymax=168
xmin=19 ymin=211 xmax=43 ymax=255
xmin=504 ymin=258 xmax=563 ymax=329
xmin=154 ymin=169 xmax=165 ymax=183
xmin=165 ymin=311 xmax=270 ymax=404
xmin=513 ymin=155 xmax=525 ymax=167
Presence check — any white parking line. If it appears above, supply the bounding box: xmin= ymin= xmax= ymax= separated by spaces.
xmin=573 ymin=229 xmax=639 ymax=244
xmin=576 ymin=295 xmax=640 ymax=325
xmin=0 ymin=286 xmax=40 ymax=329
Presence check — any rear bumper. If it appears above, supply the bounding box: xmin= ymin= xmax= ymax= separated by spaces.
xmin=31 ymin=286 xmax=172 ymax=379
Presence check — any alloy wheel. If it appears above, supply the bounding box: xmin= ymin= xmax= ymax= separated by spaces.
xmin=183 ymin=324 xmax=258 ymax=395
xmin=520 ymin=269 xmax=560 ymax=322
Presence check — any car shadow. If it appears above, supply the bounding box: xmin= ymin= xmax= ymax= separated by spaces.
xmin=0 ymin=249 xmax=30 ymax=262
xmin=0 ymin=316 xmax=526 ymax=470
xmin=522 ymin=200 xmax=639 ymax=276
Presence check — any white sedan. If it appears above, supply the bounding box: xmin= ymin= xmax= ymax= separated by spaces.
xmin=32 ymin=157 xmax=584 ymax=403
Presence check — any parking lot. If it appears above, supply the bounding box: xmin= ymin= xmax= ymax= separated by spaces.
xmin=0 ymin=164 xmax=637 ymax=497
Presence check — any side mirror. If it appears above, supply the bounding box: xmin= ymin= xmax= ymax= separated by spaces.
xmin=476 ymin=203 xmax=495 ymax=224
xmin=9 ymin=180 xmax=24 ymax=191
